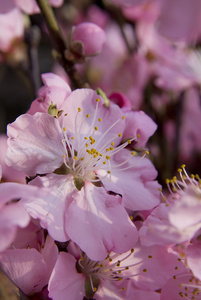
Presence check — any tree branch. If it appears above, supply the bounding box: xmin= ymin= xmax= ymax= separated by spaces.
xmin=35 ymin=0 xmax=87 ymax=89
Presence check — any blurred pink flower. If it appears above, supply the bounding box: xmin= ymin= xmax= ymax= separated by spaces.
xmin=0 ymin=7 xmax=23 ymax=53
xmin=0 ymin=0 xmax=64 ymax=15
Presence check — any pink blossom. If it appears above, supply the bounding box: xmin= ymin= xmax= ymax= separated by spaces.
xmin=0 ymin=7 xmax=24 ymax=53
xmin=0 ymin=0 xmax=64 ymax=15
xmin=157 ymin=0 xmax=201 ymax=42
xmin=70 ymin=22 xmax=106 ymax=56
xmin=49 ymin=241 xmax=184 ymax=299
xmin=6 ymin=87 xmax=160 ymax=259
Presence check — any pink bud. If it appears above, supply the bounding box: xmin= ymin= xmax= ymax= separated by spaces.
xmin=71 ymin=22 xmax=106 ymax=56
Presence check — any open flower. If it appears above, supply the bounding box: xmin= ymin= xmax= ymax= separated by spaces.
xmin=6 ymin=88 xmax=160 ymax=259
xmin=48 ymin=241 xmax=184 ymax=300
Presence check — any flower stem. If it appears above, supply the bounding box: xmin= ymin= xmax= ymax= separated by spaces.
xmin=35 ymin=0 xmax=87 ymax=89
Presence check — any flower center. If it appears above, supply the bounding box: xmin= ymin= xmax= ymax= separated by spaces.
xmin=60 ymin=98 xmax=139 ymax=189
xmin=76 ymin=249 xmax=153 ymax=297
xmin=166 ymin=164 xmax=201 ymax=196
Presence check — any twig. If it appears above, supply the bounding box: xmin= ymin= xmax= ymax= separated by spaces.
xmin=35 ymin=0 xmax=87 ymax=89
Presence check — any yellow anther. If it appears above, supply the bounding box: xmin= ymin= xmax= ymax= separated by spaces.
xmin=78 ymin=107 xmax=81 ymax=112
xmin=122 ymin=115 xmax=125 ymax=119
xmin=166 ymin=179 xmax=170 ymax=184
xmin=98 ymin=118 xmax=102 ymax=122
xmin=63 ymin=154 xmax=65 ymax=158
xmin=131 ymin=249 xmax=134 ymax=253
xmin=110 ymin=147 xmax=114 ymax=150
xmin=84 ymin=137 xmax=88 ymax=140
xmin=85 ymin=143 xmax=89 ymax=147
xmin=127 ymin=140 xmax=131 ymax=144
xmin=94 ymin=288 xmax=97 ymax=292
xmin=63 ymin=127 xmax=66 ymax=131
xmin=109 ymin=258 xmax=112 ymax=262
xmin=145 ymin=150 xmax=149 ymax=154
xmin=106 ymin=148 xmax=110 ymax=152
xmin=125 ymin=267 xmax=129 ymax=270
xmin=96 ymin=98 xmax=100 ymax=102
xmin=118 ymin=270 xmax=121 ymax=274
xmin=118 ymin=133 xmax=122 ymax=137
xmin=130 ymin=216 xmax=133 ymax=221
xmin=172 ymin=176 xmax=177 ymax=182
xmin=94 ymin=126 xmax=98 ymax=131
xmin=111 ymin=142 xmax=114 ymax=146
xmin=107 ymin=171 xmax=111 ymax=174
xmin=81 ymin=158 xmax=84 ymax=161
xmin=131 ymin=151 xmax=135 ymax=156
xmin=106 ymin=155 xmax=110 ymax=160
xmin=181 ymin=164 xmax=186 ymax=169
xmin=94 ymin=155 xmax=98 ymax=158
xmin=74 ymin=156 xmax=77 ymax=160
xmin=71 ymin=137 xmax=74 ymax=140
xmin=103 ymin=161 xmax=106 ymax=164
xmin=177 ymin=168 xmax=182 ymax=172
xmin=118 ymin=277 xmax=123 ymax=281
xmin=190 ymin=174 xmax=195 ymax=179
xmin=148 ymin=255 xmax=152 ymax=259
xmin=137 ymin=134 xmax=140 ymax=138
xmin=143 ymin=269 xmax=147 ymax=273
xmin=86 ymin=114 xmax=90 ymax=118
xmin=122 ymin=287 xmax=125 ymax=291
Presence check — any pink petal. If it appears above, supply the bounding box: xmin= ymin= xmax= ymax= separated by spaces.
xmin=28 ymin=73 xmax=71 ymax=115
xmin=6 ymin=112 xmax=64 ymax=175
xmin=65 ymin=182 xmax=138 ymax=260
xmin=122 ymin=110 xmax=157 ymax=149
xmin=0 ymin=202 xmax=30 ymax=252
xmin=98 ymin=150 xmax=160 ymax=211
xmin=0 ymin=248 xmax=48 ymax=294
xmin=61 ymin=88 xmax=125 ymax=149
xmin=21 ymin=174 xmax=73 ymax=242
xmin=186 ymin=244 xmax=201 ymax=281
xmin=48 ymin=252 xmax=85 ymax=300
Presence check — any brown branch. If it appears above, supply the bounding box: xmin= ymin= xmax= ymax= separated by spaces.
xmin=35 ymin=0 xmax=87 ymax=89
xmin=0 ymin=268 xmax=28 ymax=300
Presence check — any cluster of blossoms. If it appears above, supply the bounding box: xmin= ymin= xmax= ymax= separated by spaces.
xmin=1 ymin=0 xmax=201 ymax=300
xmin=1 ymin=73 xmax=201 ymax=300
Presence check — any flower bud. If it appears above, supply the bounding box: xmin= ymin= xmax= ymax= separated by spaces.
xmin=70 ymin=22 xmax=106 ymax=57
